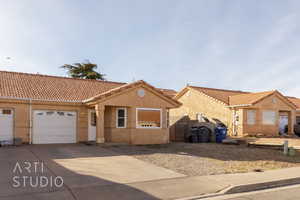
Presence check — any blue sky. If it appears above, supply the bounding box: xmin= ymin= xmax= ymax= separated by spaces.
xmin=1 ymin=0 xmax=300 ymax=96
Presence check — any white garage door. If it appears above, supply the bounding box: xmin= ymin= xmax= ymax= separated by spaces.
xmin=33 ymin=110 xmax=77 ymax=144
xmin=0 ymin=109 xmax=13 ymax=141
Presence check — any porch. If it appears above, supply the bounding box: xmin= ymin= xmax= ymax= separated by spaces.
xmin=89 ymin=105 xmax=169 ymax=145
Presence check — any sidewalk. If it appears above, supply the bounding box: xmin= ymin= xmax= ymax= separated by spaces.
xmin=121 ymin=167 xmax=300 ymax=199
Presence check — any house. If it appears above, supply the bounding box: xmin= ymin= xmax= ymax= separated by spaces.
xmin=0 ymin=71 xmax=181 ymax=145
xmin=170 ymin=85 xmax=298 ymax=140
xmin=287 ymin=97 xmax=300 ymax=124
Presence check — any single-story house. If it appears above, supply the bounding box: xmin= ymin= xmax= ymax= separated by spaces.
xmin=0 ymin=71 xmax=180 ymax=145
xmin=286 ymin=97 xmax=300 ymax=124
xmin=170 ymin=85 xmax=298 ymax=140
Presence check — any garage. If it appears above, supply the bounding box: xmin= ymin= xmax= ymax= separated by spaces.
xmin=0 ymin=109 xmax=13 ymax=141
xmin=33 ymin=110 xmax=77 ymax=144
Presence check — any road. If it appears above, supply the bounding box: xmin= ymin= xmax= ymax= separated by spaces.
xmin=204 ymin=184 xmax=300 ymax=200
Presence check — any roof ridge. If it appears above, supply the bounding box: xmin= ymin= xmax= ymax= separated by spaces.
xmin=0 ymin=70 xmax=126 ymax=85
xmin=158 ymin=88 xmax=177 ymax=92
xmin=230 ymin=90 xmax=275 ymax=97
xmin=189 ymin=85 xmax=249 ymax=93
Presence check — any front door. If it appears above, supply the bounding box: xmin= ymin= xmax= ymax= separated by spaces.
xmin=0 ymin=109 xmax=13 ymax=141
xmin=279 ymin=115 xmax=289 ymax=134
xmin=88 ymin=110 xmax=97 ymax=141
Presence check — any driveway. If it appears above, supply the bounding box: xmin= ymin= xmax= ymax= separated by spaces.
xmin=0 ymin=144 xmax=184 ymax=200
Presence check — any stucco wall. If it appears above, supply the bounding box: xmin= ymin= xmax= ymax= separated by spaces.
xmin=170 ymin=88 xmax=234 ymax=136
xmin=241 ymin=93 xmax=295 ymax=136
xmin=104 ymin=105 xmax=169 ymax=144
xmin=170 ymin=89 xmax=297 ymax=139
xmin=0 ymin=99 xmax=88 ymax=143
xmin=0 ymin=86 xmax=175 ymax=145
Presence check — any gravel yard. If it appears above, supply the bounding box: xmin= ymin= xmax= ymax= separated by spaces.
xmin=103 ymin=143 xmax=300 ymax=176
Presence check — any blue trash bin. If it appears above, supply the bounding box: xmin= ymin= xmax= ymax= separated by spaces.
xmin=215 ymin=127 xmax=227 ymax=143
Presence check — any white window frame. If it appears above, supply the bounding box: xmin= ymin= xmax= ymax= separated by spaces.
xmin=136 ymin=108 xmax=162 ymax=129
xmin=247 ymin=110 xmax=256 ymax=125
xmin=116 ymin=108 xmax=127 ymax=128
xmin=262 ymin=110 xmax=276 ymax=125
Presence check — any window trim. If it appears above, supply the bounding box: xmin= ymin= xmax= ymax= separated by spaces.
xmin=246 ymin=110 xmax=256 ymax=125
xmin=136 ymin=108 xmax=162 ymax=129
xmin=116 ymin=108 xmax=127 ymax=128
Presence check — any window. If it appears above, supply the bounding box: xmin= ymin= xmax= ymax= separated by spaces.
xmin=136 ymin=108 xmax=161 ymax=128
xmin=116 ymin=108 xmax=127 ymax=128
xmin=91 ymin=112 xmax=96 ymax=126
xmin=262 ymin=110 xmax=276 ymax=125
xmin=2 ymin=109 xmax=11 ymax=115
xmin=247 ymin=110 xmax=256 ymax=125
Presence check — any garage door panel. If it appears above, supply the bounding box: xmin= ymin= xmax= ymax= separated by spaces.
xmin=33 ymin=110 xmax=76 ymax=144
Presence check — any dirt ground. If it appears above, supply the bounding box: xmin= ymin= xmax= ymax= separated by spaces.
xmin=103 ymin=143 xmax=300 ymax=176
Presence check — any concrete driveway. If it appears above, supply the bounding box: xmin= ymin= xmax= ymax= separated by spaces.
xmin=0 ymin=144 xmax=185 ymax=200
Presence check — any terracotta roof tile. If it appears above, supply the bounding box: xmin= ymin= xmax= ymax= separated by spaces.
xmin=229 ymin=91 xmax=275 ymax=106
xmin=0 ymin=71 xmax=178 ymax=103
xmin=158 ymin=88 xmax=177 ymax=98
xmin=287 ymin=97 xmax=300 ymax=109
xmin=0 ymin=71 xmax=126 ymax=101
xmin=84 ymin=80 xmax=181 ymax=106
xmin=189 ymin=86 xmax=248 ymax=104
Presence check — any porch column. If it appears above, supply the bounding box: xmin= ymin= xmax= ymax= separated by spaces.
xmin=95 ymin=104 xmax=105 ymax=143
xmin=289 ymin=111 xmax=296 ymax=135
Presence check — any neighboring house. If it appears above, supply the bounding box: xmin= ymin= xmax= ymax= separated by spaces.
xmin=0 ymin=71 xmax=180 ymax=145
xmin=170 ymin=85 xmax=298 ymax=140
xmin=287 ymin=97 xmax=300 ymax=124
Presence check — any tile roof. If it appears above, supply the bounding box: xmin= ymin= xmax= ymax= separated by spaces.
xmin=84 ymin=80 xmax=181 ymax=106
xmin=189 ymin=86 xmax=248 ymax=104
xmin=188 ymin=86 xmax=297 ymax=108
xmin=228 ymin=91 xmax=275 ymax=106
xmin=0 ymin=71 xmax=175 ymax=102
xmin=0 ymin=71 xmax=125 ymax=102
xmin=287 ymin=97 xmax=300 ymax=109
xmin=158 ymin=88 xmax=177 ymax=98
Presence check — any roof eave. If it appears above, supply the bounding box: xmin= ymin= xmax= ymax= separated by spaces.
xmin=226 ymin=104 xmax=252 ymax=108
xmin=83 ymin=80 xmax=182 ymax=108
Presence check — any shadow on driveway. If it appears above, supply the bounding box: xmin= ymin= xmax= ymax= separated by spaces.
xmin=0 ymin=144 xmax=177 ymax=200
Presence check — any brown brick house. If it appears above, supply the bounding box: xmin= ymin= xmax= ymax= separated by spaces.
xmin=0 ymin=71 xmax=180 ymax=144
xmin=170 ymin=85 xmax=298 ymax=140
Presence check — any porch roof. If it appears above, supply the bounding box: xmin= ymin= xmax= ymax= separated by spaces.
xmin=83 ymin=80 xmax=181 ymax=107
xmin=229 ymin=90 xmax=297 ymax=109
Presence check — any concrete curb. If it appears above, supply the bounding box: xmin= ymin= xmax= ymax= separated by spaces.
xmin=224 ymin=177 xmax=300 ymax=194
xmin=178 ymin=177 xmax=300 ymax=200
